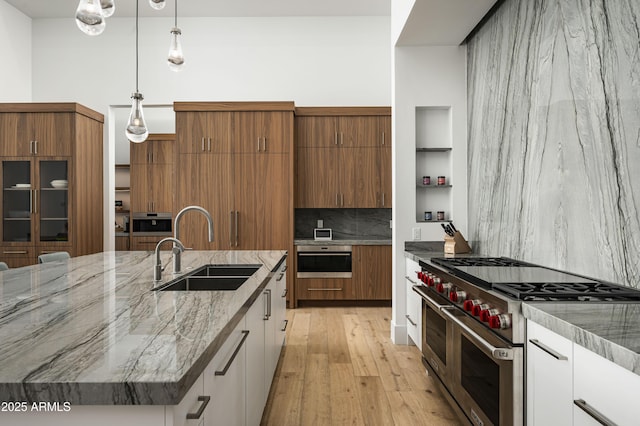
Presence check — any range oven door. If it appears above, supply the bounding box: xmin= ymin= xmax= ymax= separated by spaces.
xmin=441 ymin=308 xmax=524 ymax=426
xmin=413 ymin=285 xmax=455 ymax=385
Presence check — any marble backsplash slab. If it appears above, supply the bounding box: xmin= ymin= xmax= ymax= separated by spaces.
xmin=295 ymin=208 xmax=392 ymax=240
xmin=467 ymin=0 xmax=640 ymax=287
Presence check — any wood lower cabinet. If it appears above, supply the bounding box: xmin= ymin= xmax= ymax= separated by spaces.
xmin=353 ymin=245 xmax=392 ymax=300
xmin=115 ymin=236 xmax=130 ymax=251
xmin=0 ymin=104 xmax=103 ymax=267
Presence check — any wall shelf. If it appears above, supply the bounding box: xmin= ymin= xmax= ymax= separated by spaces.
xmin=416 ymin=184 xmax=452 ymax=189
xmin=416 ymin=147 xmax=452 ymax=153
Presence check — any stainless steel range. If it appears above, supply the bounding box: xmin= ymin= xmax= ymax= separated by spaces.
xmin=412 ymin=257 xmax=640 ymax=426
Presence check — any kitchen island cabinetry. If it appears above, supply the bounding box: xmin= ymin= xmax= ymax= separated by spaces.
xmin=295 ymin=107 xmax=391 ymax=208
xmin=130 ymin=134 xmax=175 ymax=214
xmin=0 ymin=103 xmax=103 ymax=267
xmin=0 ymin=251 xmax=286 ymax=426
xmin=405 ymin=257 xmax=421 ymax=347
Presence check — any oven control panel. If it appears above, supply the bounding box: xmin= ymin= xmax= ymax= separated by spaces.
xmin=416 ymin=266 xmax=517 ymax=339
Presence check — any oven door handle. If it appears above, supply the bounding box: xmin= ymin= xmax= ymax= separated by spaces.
xmin=297 ymin=252 xmax=351 ymax=256
xmin=412 ymin=285 xmax=450 ymax=310
xmin=440 ymin=308 xmax=514 ymax=361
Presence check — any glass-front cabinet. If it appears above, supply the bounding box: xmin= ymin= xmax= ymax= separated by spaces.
xmin=1 ymin=158 xmax=70 ymax=265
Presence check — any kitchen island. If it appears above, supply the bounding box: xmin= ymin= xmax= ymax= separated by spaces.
xmin=0 ymin=250 xmax=287 ymax=425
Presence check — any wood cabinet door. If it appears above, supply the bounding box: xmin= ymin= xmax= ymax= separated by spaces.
xmin=115 ymin=236 xmax=130 ymax=251
xmin=261 ymin=112 xmax=291 ymax=153
xmin=355 ymin=147 xmax=380 ymax=208
xmin=234 ymin=153 xmax=289 ymax=250
xmin=130 ymin=162 xmax=152 ymax=212
xmin=0 ymin=113 xmax=28 ymax=156
xmin=176 ymin=112 xmax=232 ymax=154
xmin=129 ymin=140 xmax=149 ymax=165
xmin=233 ymin=111 xmax=291 ymax=154
xmin=338 ymin=148 xmax=356 ymax=208
xmin=295 ymin=147 xmax=339 ymax=208
xmin=30 ymin=113 xmax=73 ymax=157
xmin=296 ymin=277 xmax=350 ymax=300
xmin=295 ymin=116 xmax=338 ymax=148
xmin=130 ymin=162 xmax=173 ymax=213
xmin=176 ymin=154 xmax=233 ymax=250
xmin=378 ymin=115 xmax=391 ymax=148
xmin=150 ymin=138 xmax=175 ymax=164
xmin=353 ymin=245 xmax=392 ymax=300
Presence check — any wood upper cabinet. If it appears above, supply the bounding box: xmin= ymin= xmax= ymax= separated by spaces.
xmin=352 ymin=245 xmax=392 ymax=300
xmin=175 ymin=111 xmax=232 ymax=154
xmin=130 ymin=134 xmax=175 ymax=164
xmin=0 ymin=112 xmax=72 ymax=157
xmin=130 ymin=135 xmax=175 ymax=213
xmin=234 ymin=111 xmax=291 ymax=153
xmin=295 ymin=108 xmax=391 ymax=208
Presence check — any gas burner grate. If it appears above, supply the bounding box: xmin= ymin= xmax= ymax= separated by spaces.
xmin=431 ymin=257 xmax=532 ymax=268
xmin=492 ymin=282 xmax=640 ymax=302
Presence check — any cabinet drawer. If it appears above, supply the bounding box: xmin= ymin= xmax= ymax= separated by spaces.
xmin=296 ymin=277 xmax=350 ymax=300
xmin=1 ymin=247 xmax=36 ymax=267
xmin=131 ymin=236 xmax=172 ymax=251
xmin=573 ymin=343 xmax=640 ymax=425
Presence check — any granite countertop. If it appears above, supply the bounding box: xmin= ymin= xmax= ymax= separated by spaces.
xmin=294 ymin=238 xmax=391 ymax=246
xmin=0 ymin=250 xmax=286 ymax=405
xmin=404 ymin=247 xmax=640 ymax=376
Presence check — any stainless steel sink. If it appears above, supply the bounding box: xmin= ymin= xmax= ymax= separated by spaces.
xmin=154 ymin=264 xmax=261 ymax=292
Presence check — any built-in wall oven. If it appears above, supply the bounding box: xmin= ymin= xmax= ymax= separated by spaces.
xmin=296 ymin=245 xmax=352 ymax=278
xmin=131 ymin=212 xmax=172 ymax=234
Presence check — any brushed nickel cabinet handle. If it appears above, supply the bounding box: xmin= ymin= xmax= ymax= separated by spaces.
xmin=264 ymin=289 xmax=272 ymax=320
xmin=382 ymin=193 xmax=385 ymax=206
xmin=235 ymin=211 xmax=239 ymax=247
xmin=382 ymin=132 xmax=385 ymax=145
xmin=257 ymin=138 xmax=261 ymax=152
xmin=33 ymin=189 xmax=38 ymax=214
xmin=405 ymin=314 xmax=417 ymax=327
xmin=186 ymin=396 xmax=211 ymax=420
xmin=201 ymin=137 xmax=205 ymax=151
xmin=340 ymin=132 xmax=344 ymax=145
xmin=34 ymin=140 xmax=38 ymax=154
xmin=308 ymin=288 xmax=343 ymax=291
xmin=573 ymin=399 xmax=617 ymax=426
xmin=4 ymin=250 xmax=28 ymax=254
xmin=262 ymin=137 xmax=267 ymax=152
xmin=229 ymin=210 xmax=234 ymax=247
xmin=281 ymin=288 xmax=288 ymax=297
xmin=281 ymin=319 xmax=289 ymax=332
xmin=529 ymin=339 xmax=568 ymax=360
xmin=214 ymin=330 xmax=249 ymax=376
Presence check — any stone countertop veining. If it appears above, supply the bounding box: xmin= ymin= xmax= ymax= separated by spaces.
xmin=294 ymin=238 xmax=391 ymax=246
xmin=404 ymin=248 xmax=640 ymax=376
xmin=522 ymin=303 xmax=640 ymax=375
xmin=0 ymin=250 xmax=286 ymax=405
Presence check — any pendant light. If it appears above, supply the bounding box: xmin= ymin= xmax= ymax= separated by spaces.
xmin=100 ymin=0 xmax=115 ymax=18
xmin=149 ymin=0 xmax=166 ymax=10
xmin=75 ymin=0 xmax=106 ymax=36
xmin=126 ymin=0 xmax=149 ymax=143
xmin=167 ymin=0 xmax=184 ymax=71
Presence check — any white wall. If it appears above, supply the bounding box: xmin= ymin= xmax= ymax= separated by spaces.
xmin=29 ymin=16 xmax=391 ymax=249
xmin=391 ymin=45 xmax=467 ymax=343
xmin=0 ymin=0 xmax=31 ymax=101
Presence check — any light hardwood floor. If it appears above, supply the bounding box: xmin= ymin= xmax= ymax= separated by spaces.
xmin=261 ymin=307 xmax=462 ymax=426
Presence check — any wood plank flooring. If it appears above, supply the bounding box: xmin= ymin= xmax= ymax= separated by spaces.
xmin=261 ymin=307 xmax=461 ymax=426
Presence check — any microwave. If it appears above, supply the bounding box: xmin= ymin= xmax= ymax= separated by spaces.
xmin=131 ymin=212 xmax=172 ymax=234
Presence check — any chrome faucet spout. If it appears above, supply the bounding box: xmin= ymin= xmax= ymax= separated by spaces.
xmin=153 ymin=237 xmax=185 ymax=282
xmin=173 ymin=205 xmax=215 ymax=273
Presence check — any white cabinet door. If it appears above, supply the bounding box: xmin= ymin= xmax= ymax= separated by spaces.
xmin=526 ymin=321 xmax=573 ymax=426
xmin=246 ymin=285 xmax=268 ymax=426
xmin=203 ymin=316 xmax=248 ymax=426
xmin=573 ymin=342 xmax=640 ymax=426
xmin=167 ymin=373 xmax=206 ymax=426
xmin=405 ymin=258 xmax=421 ymax=347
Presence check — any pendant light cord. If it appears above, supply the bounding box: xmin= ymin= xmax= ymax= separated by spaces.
xmin=135 ymin=0 xmax=139 ymax=92
xmin=175 ymin=0 xmax=178 ymax=27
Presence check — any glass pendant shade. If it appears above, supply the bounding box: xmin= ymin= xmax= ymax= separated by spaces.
xmin=167 ymin=28 xmax=185 ymax=71
xmin=149 ymin=0 xmax=166 ymax=10
xmin=75 ymin=0 xmax=106 ymax=36
xmin=100 ymin=0 xmax=115 ymax=18
xmin=126 ymin=93 xmax=149 ymax=143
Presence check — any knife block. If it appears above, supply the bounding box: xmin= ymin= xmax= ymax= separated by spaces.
xmin=444 ymin=231 xmax=472 ymax=254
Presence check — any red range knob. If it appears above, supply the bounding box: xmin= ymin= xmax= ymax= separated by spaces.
xmin=480 ymin=308 xmax=500 ymax=322
xmin=417 ymin=271 xmax=423 ymax=281
xmin=449 ymin=290 xmax=467 ymax=303
xmin=463 ymin=299 xmax=481 ymax=312
xmin=472 ymin=303 xmax=490 ymax=317
xmin=489 ymin=314 xmax=512 ymax=330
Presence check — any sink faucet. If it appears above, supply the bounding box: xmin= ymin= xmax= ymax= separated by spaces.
xmin=173 ymin=205 xmax=214 ymax=274
xmin=154 ymin=237 xmax=185 ymax=282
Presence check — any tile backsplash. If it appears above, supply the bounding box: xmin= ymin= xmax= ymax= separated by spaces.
xmin=295 ymin=209 xmax=392 ymax=240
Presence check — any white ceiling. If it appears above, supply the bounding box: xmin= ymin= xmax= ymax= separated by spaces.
xmin=5 ymin=0 xmax=391 ymax=18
